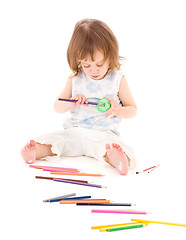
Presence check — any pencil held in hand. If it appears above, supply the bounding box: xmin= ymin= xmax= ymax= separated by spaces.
xmin=58 ymin=98 xmax=103 ymax=106
xmin=58 ymin=98 xmax=111 ymax=112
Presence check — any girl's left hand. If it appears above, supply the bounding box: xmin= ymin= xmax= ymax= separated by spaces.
xmin=104 ymin=97 xmax=119 ymax=118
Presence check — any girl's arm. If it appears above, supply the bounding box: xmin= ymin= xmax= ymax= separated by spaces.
xmin=53 ymin=76 xmax=73 ymax=113
xmin=106 ymin=76 xmax=137 ymax=118
xmin=54 ymin=76 xmax=88 ymax=113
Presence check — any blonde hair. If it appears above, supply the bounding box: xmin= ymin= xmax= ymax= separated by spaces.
xmin=67 ymin=19 xmax=123 ymax=75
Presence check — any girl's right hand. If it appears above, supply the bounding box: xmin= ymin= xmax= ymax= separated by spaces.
xmin=69 ymin=94 xmax=88 ymax=108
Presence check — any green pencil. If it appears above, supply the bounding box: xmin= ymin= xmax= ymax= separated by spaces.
xmin=107 ymin=223 xmax=146 ymax=232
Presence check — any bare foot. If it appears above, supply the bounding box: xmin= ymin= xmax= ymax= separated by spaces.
xmin=105 ymin=143 xmax=129 ymax=175
xmin=20 ymin=140 xmax=36 ymax=164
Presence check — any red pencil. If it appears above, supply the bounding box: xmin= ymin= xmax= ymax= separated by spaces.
xmin=136 ymin=164 xmax=160 ymax=174
xmin=147 ymin=164 xmax=160 ymax=173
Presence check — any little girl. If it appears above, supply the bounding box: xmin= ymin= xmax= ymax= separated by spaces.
xmin=21 ymin=19 xmax=137 ymax=175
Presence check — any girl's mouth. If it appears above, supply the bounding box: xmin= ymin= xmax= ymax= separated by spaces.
xmin=91 ymin=75 xmax=99 ymax=79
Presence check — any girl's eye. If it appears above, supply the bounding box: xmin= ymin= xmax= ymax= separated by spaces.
xmin=97 ymin=64 xmax=103 ymax=67
xmin=83 ymin=65 xmax=90 ymax=68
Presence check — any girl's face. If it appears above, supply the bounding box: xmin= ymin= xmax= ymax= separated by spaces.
xmin=80 ymin=51 xmax=109 ymax=80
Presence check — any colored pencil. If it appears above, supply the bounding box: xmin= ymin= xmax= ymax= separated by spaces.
xmin=138 ymin=165 xmax=156 ymax=172
xmin=46 ymin=195 xmax=91 ymax=203
xmin=91 ymin=221 xmax=139 ymax=230
xmin=50 ymin=172 xmax=104 ymax=177
xmin=147 ymin=164 xmax=160 ymax=173
xmin=60 ymin=200 xmax=110 ymax=204
xmin=42 ymin=167 xmax=79 ymax=172
xmin=99 ymin=223 xmax=145 ymax=232
xmin=42 ymin=168 xmax=79 ymax=173
xmin=96 ymin=209 xmax=136 ymax=211
xmin=76 ymin=203 xmax=135 ymax=206
xmin=29 ymin=164 xmax=79 ymax=171
xmin=131 ymin=218 xmax=186 ymax=227
xmin=91 ymin=210 xmax=149 ymax=214
xmin=53 ymin=178 xmax=105 ymax=188
xmin=136 ymin=164 xmax=160 ymax=174
xmin=43 ymin=193 xmax=76 ymax=202
xmin=60 ymin=199 xmax=107 ymax=204
xmin=107 ymin=223 xmax=146 ymax=232
xmin=58 ymin=98 xmax=104 ymax=107
xmin=35 ymin=176 xmax=54 ymax=180
xmin=35 ymin=176 xmax=89 ymax=183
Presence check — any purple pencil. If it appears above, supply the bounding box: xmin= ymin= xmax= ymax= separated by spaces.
xmin=58 ymin=98 xmax=104 ymax=106
xmin=53 ymin=178 xmax=105 ymax=188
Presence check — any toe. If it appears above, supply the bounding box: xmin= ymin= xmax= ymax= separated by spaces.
xmin=26 ymin=143 xmax=30 ymax=148
xmin=118 ymin=146 xmax=123 ymax=152
xmin=105 ymin=144 xmax=111 ymax=150
xmin=30 ymin=140 xmax=36 ymax=146
xmin=112 ymin=143 xmax=120 ymax=149
xmin=24 ymin=146 xmax=29 ymax=151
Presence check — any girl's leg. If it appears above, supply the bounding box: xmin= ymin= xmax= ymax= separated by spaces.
xmin=104 ymin=143 xmax=129 ymax=175
xmin=20 ymin=140 xmax=56 ymax=164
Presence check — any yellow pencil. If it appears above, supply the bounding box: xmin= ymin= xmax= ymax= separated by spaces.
xmin=91 ymin=221 xmax=139 ymax=230
xmin=132 ymin=219 xmax=186 ymax=227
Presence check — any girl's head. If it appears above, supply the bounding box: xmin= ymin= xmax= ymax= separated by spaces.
xmin=67 ymin=19 xmax=122 ymax=78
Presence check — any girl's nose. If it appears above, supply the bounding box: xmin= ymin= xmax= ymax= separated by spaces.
xmin=90 ymin=65 xmax=98 ymax=73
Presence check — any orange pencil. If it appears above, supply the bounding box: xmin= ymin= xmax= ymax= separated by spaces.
xmin=50 ymin=172 xmax=104 ymax=177
xmin=60 ymin=200 xmax=110 ymax=204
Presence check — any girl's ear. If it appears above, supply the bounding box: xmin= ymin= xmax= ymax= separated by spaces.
xmin=107 ymin=62 xmax=112 ymax=74
xmin=77 ymin=61 xmax=82 ymax=71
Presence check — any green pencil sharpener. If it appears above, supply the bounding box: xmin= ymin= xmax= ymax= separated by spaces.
xmin=96 ymin=98 xmax=111 ymax=113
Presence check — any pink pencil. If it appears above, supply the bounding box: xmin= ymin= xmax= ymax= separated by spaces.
xmin=91 ymin=210 xmax=149 ymax=215
xmin=29 ymin=164 xmax=79 ymax=171
xmin=42 ymin=168 xmax=79 ymax=173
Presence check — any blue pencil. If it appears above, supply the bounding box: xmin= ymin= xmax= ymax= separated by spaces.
xmin=47 ymin=195 xmax=91 ymax=203
xmin=76 ymin=203 xmax=135 ymax=206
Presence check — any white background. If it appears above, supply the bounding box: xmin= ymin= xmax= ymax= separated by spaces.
xmin=1 ymin=0 xmax=186 ymax=239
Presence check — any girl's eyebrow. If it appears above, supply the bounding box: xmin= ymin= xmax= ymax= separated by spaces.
xmin=81 ymin=60 xmax=104 ymax=64
xmin=97 ymin=60 xmax=104 ymax=64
